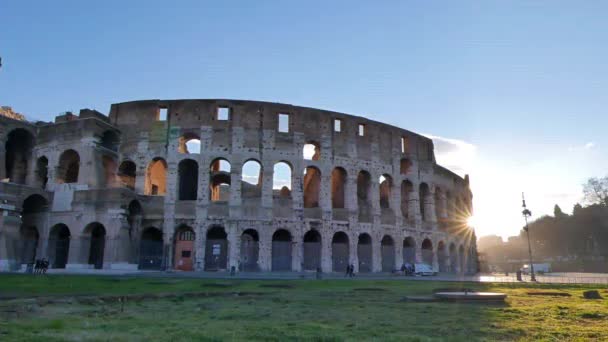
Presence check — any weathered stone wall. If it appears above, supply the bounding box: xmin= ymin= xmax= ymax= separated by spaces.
xmin=0 ymin=99 xmax=477 ymax=274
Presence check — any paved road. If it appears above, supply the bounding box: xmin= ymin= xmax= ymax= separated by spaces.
xmin=32 ymin=269 xmax=608 ymax=284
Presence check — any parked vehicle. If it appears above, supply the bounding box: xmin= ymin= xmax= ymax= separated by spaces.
xmin=521 ymin=263 xmax=551 ymax=274
xmin=415 ymin=263 xmax=437 ymax=276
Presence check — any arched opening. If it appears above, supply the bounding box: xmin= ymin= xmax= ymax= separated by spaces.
xmin=57 ymin=149 xmax=80 ymax=184
xmin=4 ymin=128 xmax=34 ymax=184
xmin=242 ymin=160 xmax=262 ymax=199
xmin=357 ymin=233 xmax=372 ymax=273
xmin=205 ymin=226 xmax=227 ymax=271
xmin=178 ymin=159 xmax=199 ymax=200
xmin=273 ymin=161 xmax=292 ymax=199
xmin=20 ymin=195 xmax=48 ymax=265
xmin=102 ymin=155 xmax=118 ymax=188
xmin=303 ymin=230 xmax=321 ymax=271
xmin=331 ymin=167 xmax=347 ymax=209
xmin=174 ymin=226 xmax=195 ymax=271
xmin=303 ymin=141 xmax=320 ymax=161
xmin=437 ymin=241 xmax=447 ymax=272
xmin=100 ymin=130 xmax=119 ymax=152
xmin=303 ymin=166 xmax=321 ymax=208
xmin=178 ymin=133 xmax=201 ymax=154
xmin=419 ymin=183 xmax=430 ymax=221
xmin=19 ymin=226 xmax=39 ymax=265
xmin=118 ymin=160 xmax=136 ymax=190
xmin=403 ymin=237 xmax=416 ymax=265
xmin=401 ymin=180 xmax=413 ymax=220
xmin=380 ymin=235 xmax=395 ymax=272
xmin=449 ymin=243 xmax=457 ymax=273
xmin=240 ymin=229 xmax=259 ymax=271
xmin=145 ymin=158 xmax=167 ymax=195
xmin=331 ymin=232 xmax=349 ymax=272
xmin=379 ymin=174 xmax=392 ymax=209
xmin=458 ymin=245 xmax=465 ymax=273
xmin=48 ymin=224 xmax=70 ymax=269
xmin=271 ymin=229 xmax=292 ymax=271
xmin=210 ymin=158 xmax=231 ymax=202
xmin=85 ymin=223 xmax=106 ymax=269
xmin=357 ymin=171 xmax=372 ymax=220
xmin=35 ymin=156 xmax=48 ymax=189
xmin=400 ymin=158 xmax=412 ymax=175
xmin=139 ymin=227 xmax=163 ymax=270
xmin=421 ymin=238 xmax=433 ymax=266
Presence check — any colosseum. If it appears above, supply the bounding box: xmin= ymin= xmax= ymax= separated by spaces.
xmin=0 ymin=100 xmax=477 ymax=274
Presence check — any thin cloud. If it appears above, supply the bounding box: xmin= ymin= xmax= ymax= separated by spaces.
xmin=424 ymin=134 xmax=476 ymax=177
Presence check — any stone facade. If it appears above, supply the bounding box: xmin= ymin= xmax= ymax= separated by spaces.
xmin=0 ymin=99 xmax=477 ymax=273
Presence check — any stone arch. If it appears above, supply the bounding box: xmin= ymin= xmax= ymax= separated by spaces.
xmin=4 ymin=128 xmax=34 ymax=184
xmin=210 ymin=158 xmax=231 ymax=202
xmin=178 ymin=159 xmax=199 ymax=200
xmin=381 ymin=235 xmax=395 ymax=272
xmin=401 ymin=180 xmax=413 ymax=220
xmin=205 ymin=226 xmax=228 ymax=271
xmin=400 ymin=158 xmax=412 ymax=175
xmin=357 ymin=170 xmax=372 ymax=221
xmin=437 ymin=241 xmax=447 ymax=272
xmin=242 ymin=159 xmax=262 ymax=199
xmin=20 ymin=194 xmax=48 ymax=265
xmin=303 ymin=166 xmax=321 ymax=208
xmin=19 ymin=226 xmax=39 ymax=265
xmin=419 ymin=183 xmax=430 ymax=221
xmin=48 ymin=224 xmax=70 ymax=269
xmin=357 ymin=233 xmax=372 ymax=273
xmin=174 ymin=225 xmax=195 ymax=271
xmin=271 ymin=229 xmax=292 ymax=271
xmin=331 ymin=167 xmax=347 ymax=209
xmin=35 ymin=156 xmax=49 ymax=189
xmin=449 ymin=243 xmax=457 ymax=273
xmin=303 ymin=141 xmax=320 ymax=161
xmin=139 ymin=227 xmax=163 ymax=270
xmin=403 ymin=236 xmax=416 ymax=265
xmin=118 ymin=160 xmax=136 ymax=190
xmin=178 ymin=132 xmax=201 ymax=154
xmin=379 ymin=174 xmax=392 ymax=209
xmin=273 ymin=161 xmax=292 ymax=199
xmin=303 ymin=230 xmax=322 ymax=271
xmin=84 ymin=222 xmax=106 ymax=269
xmin=240 ymin=229 xmax=259 ymax=271
xmin=421 ymin=238 xmax=433 ymax=266
xmin=331 ymin=231 xmax=349 ymax=272
xmin=57 ymin=149 xmax=80 ymax=184
xmin=145 ymin=158 xmax=167 ymax=195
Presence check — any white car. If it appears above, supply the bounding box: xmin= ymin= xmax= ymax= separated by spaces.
xmin=415 ymin=263 xmax=437 ymax=276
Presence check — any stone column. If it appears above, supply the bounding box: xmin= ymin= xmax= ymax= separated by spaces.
xmin=349 ymin=232 xmax=359 ymax=273
xmin=258 ymin=225 xmax=271 ymax=271
xmin=292 ymin=227 xmax=303 ymax=272
xmin=372 ymin=233 xmax=381 ymax=272
xmin=321 ymin=228 xmax=332 ymax=273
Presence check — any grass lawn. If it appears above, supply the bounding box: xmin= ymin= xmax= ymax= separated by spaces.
xmin=0 ymin=274 xmax=607 ymax=341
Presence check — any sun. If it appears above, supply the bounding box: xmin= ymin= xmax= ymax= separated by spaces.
xmin=466 ymin=215 xmax=479 ymax=228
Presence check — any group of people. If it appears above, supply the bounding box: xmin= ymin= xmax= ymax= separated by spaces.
xmin=34 ymin=259 xmax=49 ymax=274
xmin=344 ymin=264 xmax=356 ymax=277
xmin=400 ymin=263 xmax=415 ymax=276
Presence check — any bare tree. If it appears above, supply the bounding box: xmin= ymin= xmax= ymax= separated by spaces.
xmin=583 ymin=176 xmax=608 ymax=206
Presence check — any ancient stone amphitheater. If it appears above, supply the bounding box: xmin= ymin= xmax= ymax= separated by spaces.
xmin=0 ymin=100 xmax=477 ymax=274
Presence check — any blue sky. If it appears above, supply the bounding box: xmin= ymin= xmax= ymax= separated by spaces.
xmin=2 ymin=1 xmax=607 ymax=238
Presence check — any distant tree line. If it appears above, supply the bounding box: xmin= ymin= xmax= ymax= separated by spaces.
xmin=478 ymin=177 xmax=608 ymax=272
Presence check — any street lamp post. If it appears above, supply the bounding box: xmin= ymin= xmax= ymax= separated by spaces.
xmin=522 ymin=193 xmax=536 ymax=282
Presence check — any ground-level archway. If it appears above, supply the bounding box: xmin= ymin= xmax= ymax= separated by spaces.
xmin=174 ymin=226 xmax=195 ymax=271
xmin=48 ymin=224 xmax=70 ymax=268
xmin=240 ymin=229 xmax=259 ymax=271
xmin=357 ymin=233 xmax=372 ymax=273
xmin=19 ymin=226 xmax=39 ymax=264
xmin=272 ymin=229 xmax=292 ymax=271
xmin=449 ymin=243 xmax=457 ymax=273
xmin=437 ymin=241 xmax=447 ymax=272
xmin=381 ymin=235 xmax=395 ymax=272
xmin=421 ymin=238 xmax=433 ymax=266
xmin=139 ymin=227 xmax=163 ymax=270
xmin=403 ymin=237 xmax=416 ymax=265
xmin=331 ymin=232 xmax=349 ymax=272
xmin=84 ymin=223 xmax=106 ymax=269
xmin=303 ymin=230 xmax=321 ymax=271
xmin=205 ymin=226 xmax=227 ymax=271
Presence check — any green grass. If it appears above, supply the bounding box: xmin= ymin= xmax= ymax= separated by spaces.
xmin=0 ymin=274 xmax=607 ymax=341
